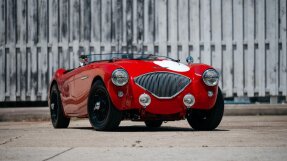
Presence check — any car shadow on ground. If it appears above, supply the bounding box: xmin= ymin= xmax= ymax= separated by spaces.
xmin=69 ymin=126 xmax=229 ymax=132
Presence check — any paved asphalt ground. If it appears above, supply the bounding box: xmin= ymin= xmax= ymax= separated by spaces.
xmin=0 ymin=115 xmax=287 ymax=161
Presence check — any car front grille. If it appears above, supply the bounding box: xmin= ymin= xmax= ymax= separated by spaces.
xmin=134 ymin=72 xmax=191 ymax=98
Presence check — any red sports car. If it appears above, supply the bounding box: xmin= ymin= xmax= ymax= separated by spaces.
xmin=48 ymin=53 xmax=224 ymax=131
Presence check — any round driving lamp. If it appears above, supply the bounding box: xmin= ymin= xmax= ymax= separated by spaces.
xmin=183 ymin=94 xmax=195 ymax=108
xmin=139 ymin=93 xmax=151 ymax=107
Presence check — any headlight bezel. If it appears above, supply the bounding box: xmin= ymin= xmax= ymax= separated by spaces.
xmin=111 ymin=69 xmax=129 ymax=86
xmin=202 ymin=69 xmax=219 ymax=86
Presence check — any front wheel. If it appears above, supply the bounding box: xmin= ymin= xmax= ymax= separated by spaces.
xmin=88 ymin=80 xmax=122 ymax=131
xmin=187 ymin=88 xmax=224 ymax=131
xmin=49 ymin=84 xmax=70 ymax=128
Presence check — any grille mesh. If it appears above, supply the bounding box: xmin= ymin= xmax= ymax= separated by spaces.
xmin=134 ymin=72 xmax=191 ymax=98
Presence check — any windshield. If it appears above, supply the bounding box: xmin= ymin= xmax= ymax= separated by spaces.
xmin=86 ymin=53 xmax=179 ymax=63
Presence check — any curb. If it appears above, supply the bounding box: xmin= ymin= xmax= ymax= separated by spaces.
xmin=0 ymin=107 xmax=50 ymax=122
xmin=0 ymin=104 xmax=287 ymax=122
xmin=224 ymin=104 xmax=287 ymax=116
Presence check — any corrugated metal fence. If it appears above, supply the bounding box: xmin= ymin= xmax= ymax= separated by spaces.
xmin=0 ymin=0 xmax=286 ymax=102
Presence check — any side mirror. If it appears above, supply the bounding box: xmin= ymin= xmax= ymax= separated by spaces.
xmin=79 ymin=55 xmax=89 ymax=67
xmin=186 ymin=56 xmax=194 ymax=65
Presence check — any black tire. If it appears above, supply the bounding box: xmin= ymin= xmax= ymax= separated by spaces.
xmin=88 ymin=80 xmax=122 ymax=131
xmin=144 ymin=120 xmax=163 ymax=128
xmin=187 ymin=88 xmax=224 ymax=131
xmin=49 ymin=84 xmax=70 ymax=128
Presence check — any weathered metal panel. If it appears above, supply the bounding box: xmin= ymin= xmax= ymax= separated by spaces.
xmin=0 ymin=0 xmax=286 ymax=101
xmin=59 ymin=0 xmax=69 ymax=69
xmin=255 ymin=0 xmax=266 ymax=96
xmin=233 ymin=0 xmax=244 ymax=96
xmin=102 ymin=0 xmax=112 ymax=43
xmin=266 ymin=0 xmax=279 ymax=96
xmin=38 ymin=0 xmax=48 ymax=101
xmin=178 ymin=0 xmax=189 ymax=62
xmin=157 ymin=0 xmax=167 ymax=57
xmin=27 ymin=0 xmax=38 ymax=101
xmin=69 ymin=0 xmax=80 ymax=68
xmin=126 ymin=0 xmax=133 ymax=53
xmin=244 ymin=0 xmax=255 ymax=97
xmin=211 ymin=0 xmax=222 ymax=87
xmin=136 ymin=0 xmax=144 ymax=52
xmin=48 ymin=0 xmax=59 ymax=81
xmin=167 ymin=0 xmax=177 ymax=59
xmin=6 ymin=0 xmax=17 ymax=101
xmin=189 ymin=0 xmax=200 ymax=63
xmin=80 ymin=0 xmax=91 ymax=61
xmin=144 ymin=0 xmax=155 ymax=54
xmin=16 ymin=0 xmax=27 ymax=101
xmin=132 ymin=0 xmax=137 ymax=47
xmin=279 ymin=0 xmax=287 ymax=95
xmin=0 ymin=0 xmax=5 ymax=101
xmin=91 ymin=0 xmax=101 ymax=42
xmin=222 ymin=0 xmax=233 ymax=97
xmin=200 ymin=0 xmax=211 ymax=65
xmin=90 ymin=0 xmax=101 ymax=61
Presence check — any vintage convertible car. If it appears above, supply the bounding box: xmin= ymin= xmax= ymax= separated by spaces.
xmin=48 ymin=53 xmax=224 ymax=131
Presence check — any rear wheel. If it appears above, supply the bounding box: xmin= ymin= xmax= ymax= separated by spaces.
xmin=49 ymin=84 xmax=70 ymax=128
xmin=187 ymin=88 xmax=224 ymax=131
xmin=144 ymin=120 xmax=163 ymax=128
xmin=88 ymin=80 xmax=122 ymax=131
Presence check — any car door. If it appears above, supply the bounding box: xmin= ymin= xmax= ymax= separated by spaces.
xmin=70 ymin=64 xmax=93 ymax=116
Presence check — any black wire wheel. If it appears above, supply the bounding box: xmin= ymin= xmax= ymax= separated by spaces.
xmin=88 ymin=80 xmax=122 ymax=131
xmin=144 ymin=120 xmax=163 ymax=128
xmin=187 ymin=87 xmax=224 ymax=131
xmin=49 ymin=84 xmax=70 ymax=128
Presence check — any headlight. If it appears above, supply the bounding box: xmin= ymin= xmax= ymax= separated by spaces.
xmin=111 ymin=69 xmax=129 ymax=86
xmin=202 ymin=69 xmax=219 ymax=86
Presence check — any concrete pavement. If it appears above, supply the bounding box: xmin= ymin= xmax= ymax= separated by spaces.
xmin=0 ymin=116 xmax=287 ymax=161
xmin=0 ymin=104 xmax=287 ymax=122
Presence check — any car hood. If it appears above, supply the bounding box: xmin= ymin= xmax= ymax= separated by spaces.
xmin=112 ymin=59 xmax=209 ymax=78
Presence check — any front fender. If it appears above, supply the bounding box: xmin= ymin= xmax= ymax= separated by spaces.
xmin=48 ymin=68 xmax=66 ymax=102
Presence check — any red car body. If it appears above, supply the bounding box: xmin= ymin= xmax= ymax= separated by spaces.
xmin=48 ymin=54 xmax=224 ymax=131
xmin=49 ymin=59 xmax=217 ymax=120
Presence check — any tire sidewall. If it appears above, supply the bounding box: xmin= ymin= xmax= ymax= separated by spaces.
xmin=187 ymin=87 xmax=224 ymax=130
xmin=88 ymin=81 xmax=114 ymax=130
xmin=50 ymin=85 xmax=60 ymax=127
xmin=49 ymin=84 xmax=70 ymax=128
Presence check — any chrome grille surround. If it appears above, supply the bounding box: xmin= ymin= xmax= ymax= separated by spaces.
xmin=134 ymin=72 xmax=191 ymax=99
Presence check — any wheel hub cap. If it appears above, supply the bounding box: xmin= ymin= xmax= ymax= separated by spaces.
xmin=94 ymin=102 xmax=100 ymax=111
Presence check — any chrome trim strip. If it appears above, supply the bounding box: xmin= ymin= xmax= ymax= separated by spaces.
xmin=134 ymin=72 xmax=191 ymax=99
xmin=134 ymin=71 xmax=191 ymax=81
xmin=81 ymin=76 xmax=89 ymax=80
